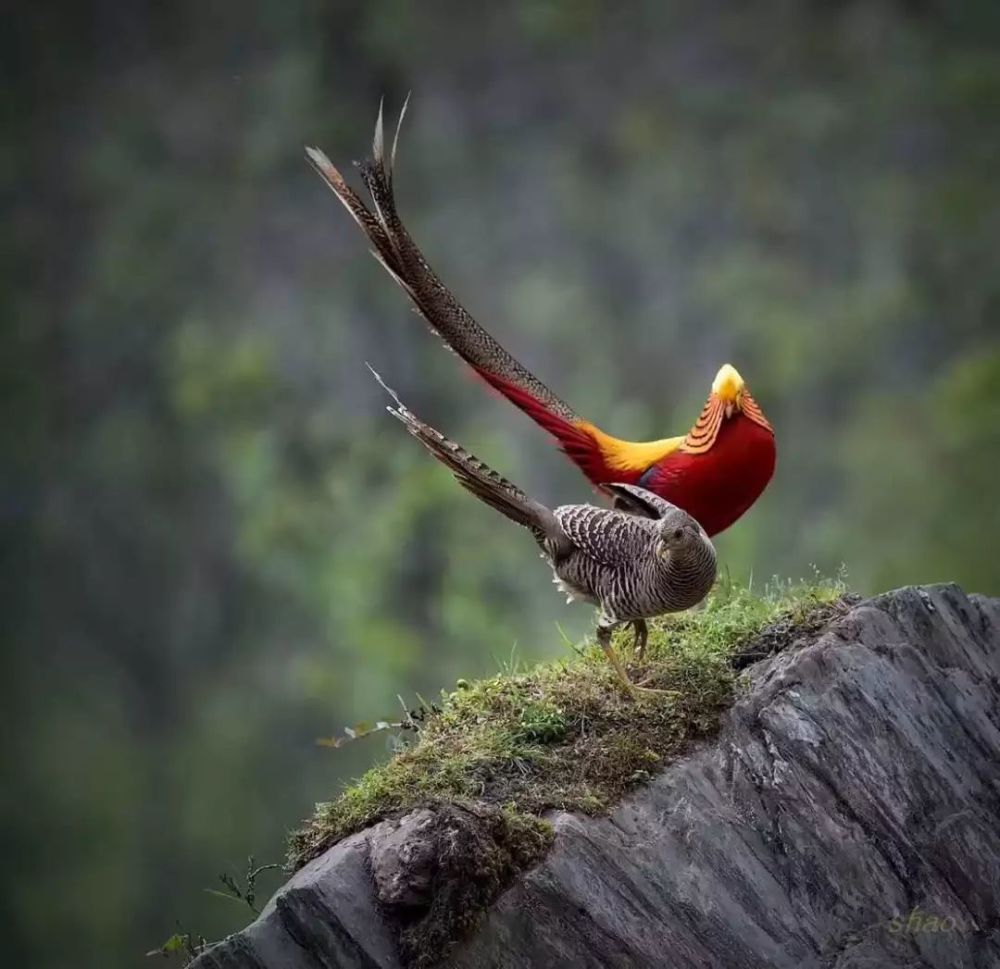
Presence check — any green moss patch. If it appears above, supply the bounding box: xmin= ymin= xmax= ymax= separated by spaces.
xmin=730 ymin=590 xmax=860 ymax=670
xmin=291 ymin=573 xmax=848 ymax=873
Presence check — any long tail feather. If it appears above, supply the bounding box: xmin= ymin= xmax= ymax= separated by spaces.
xmin=311 ymin=101 xmax=579 ymax=428
xmin=305 ymin=146 xmax=396 ymax=267
xmin=367 ymin=364 xmax=561 ymax=543
xmin=307 ymin=141 xmax=427 ymax=316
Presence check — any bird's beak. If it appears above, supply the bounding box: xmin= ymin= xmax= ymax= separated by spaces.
xmin=711 ymin=363 xmax=745 ymax=418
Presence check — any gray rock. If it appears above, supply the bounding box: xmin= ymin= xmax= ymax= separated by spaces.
xmin=192 ymin=584 xmax=1000 ymax=969
xmin=371 ymin=809 xmax=441 ymax=911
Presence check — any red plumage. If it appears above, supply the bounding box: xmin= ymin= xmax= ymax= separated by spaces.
xmin=476 ymin=371 xmax=617 ymax=481
xmin=639 ymin=417 xmax=776 ymax=537
xmin=307 ymin=104 xmax=777 ymax=538
xmin=479 ymin=371 xmax=775 ymax=537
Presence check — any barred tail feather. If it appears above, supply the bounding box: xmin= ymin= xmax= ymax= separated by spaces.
xmin=367 ymin=365 xmax=560 ymax=543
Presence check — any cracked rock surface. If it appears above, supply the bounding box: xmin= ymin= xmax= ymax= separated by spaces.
xmin=193 ymin=584 xmax=1000 ymax=969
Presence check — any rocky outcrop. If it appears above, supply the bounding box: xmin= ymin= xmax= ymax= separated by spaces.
xmin=194 ymin=584 xmax=1000 ymax=968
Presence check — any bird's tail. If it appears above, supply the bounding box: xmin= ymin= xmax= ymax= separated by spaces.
xmin=368 ymin=365 xmax=562 ymax=546
xmin=307 ymin=103 xmax=637 ymax=477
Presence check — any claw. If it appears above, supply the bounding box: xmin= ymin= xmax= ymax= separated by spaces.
xmin=631 ymin=684 xmax=678 ymax=697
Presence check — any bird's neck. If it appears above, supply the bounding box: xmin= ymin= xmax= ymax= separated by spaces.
xmin=657 ymin=543 xmax=717 ymax=604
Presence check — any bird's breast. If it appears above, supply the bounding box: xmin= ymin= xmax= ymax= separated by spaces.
xmin=644 ymin=414 xmax=776 ymax=536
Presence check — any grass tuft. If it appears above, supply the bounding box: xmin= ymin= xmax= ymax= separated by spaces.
xmin=290 ymin=570 xmax=849 ymax=871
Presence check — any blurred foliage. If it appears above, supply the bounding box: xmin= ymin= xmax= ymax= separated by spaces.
xmin=2 ymin=1 xmax=999 ymax=966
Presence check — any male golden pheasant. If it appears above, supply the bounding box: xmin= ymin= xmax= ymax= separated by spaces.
xmin=306 ymin=102 xmax=776 ymax=536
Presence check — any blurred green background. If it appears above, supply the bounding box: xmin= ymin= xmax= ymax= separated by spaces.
xmin=4 ymin=1 xmax=999 ymax=965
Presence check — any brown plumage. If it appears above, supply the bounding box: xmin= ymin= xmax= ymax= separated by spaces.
xmin=306 ymin=100 xmax=576 ymax=423
xmin=368 ymin=365 xmax=717 ymax=695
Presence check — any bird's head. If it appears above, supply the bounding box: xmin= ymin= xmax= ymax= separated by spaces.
xmin=682 ymin=363 xmax=773 ymax=454
xmin=654 ymin=507 xmax=708 ymax=562
xmin=711 ymin=363 xmax=746 ymax=418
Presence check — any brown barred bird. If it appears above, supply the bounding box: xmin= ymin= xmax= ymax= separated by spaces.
xmin=307 ymin=100 xmax=776 ymax=537
xmin=369 ymin=366 xmax=717 ymax=695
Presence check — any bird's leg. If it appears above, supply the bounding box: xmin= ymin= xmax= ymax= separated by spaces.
xmin=596 ymin=618 xmax=670 ymax=698
xmin=632 ymin=619 xmax=649 ymax=661
xmin=596 ymin=620 xmax=634 ymax=693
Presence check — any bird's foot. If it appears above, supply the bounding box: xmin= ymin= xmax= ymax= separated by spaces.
xmin=627 ymin=683 xmax=678 ymax=698
xmin=634 ymin=673 xmax=681 ymax=694
xmin=597 ymin=621 xmax=673 ymax=700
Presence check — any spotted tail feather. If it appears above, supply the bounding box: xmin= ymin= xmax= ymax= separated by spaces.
xmin=309 ymin=101 xmax=578 ymax=428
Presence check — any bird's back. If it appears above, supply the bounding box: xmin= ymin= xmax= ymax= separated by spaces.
xmin=553 ymin=504 xmax=659 ymax=567
xmin=551 ymin=504 xmax=715 ymax=621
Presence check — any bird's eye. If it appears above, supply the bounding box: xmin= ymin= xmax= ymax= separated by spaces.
xmin=672 ymin=528 xmax=684 ymax=541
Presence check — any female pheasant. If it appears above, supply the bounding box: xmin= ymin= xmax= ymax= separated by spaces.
xmin=370 ymin=366 xmax=717 ymax=695
xmin=307 ymin=102 xmax=776 ymax=536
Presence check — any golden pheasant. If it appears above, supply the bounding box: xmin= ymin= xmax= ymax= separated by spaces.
xmin=307 ymin=102 xmax=776 ymax=536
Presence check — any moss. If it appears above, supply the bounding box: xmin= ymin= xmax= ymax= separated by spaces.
xmin=290 ymin=572 xmax=848 ymax=874
xmin=730 ymin=588 xmax=861 ymax=670
xmin=288 ymin=574 xmax=850 ymax=966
